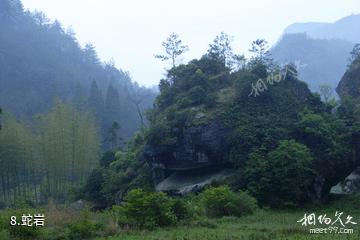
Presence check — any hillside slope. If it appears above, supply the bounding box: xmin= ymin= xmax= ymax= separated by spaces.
xmin=0 ymin=0 xmax=156 ymax=140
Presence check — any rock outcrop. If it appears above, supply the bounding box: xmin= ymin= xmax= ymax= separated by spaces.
xmin=143 ymin=114 xmax=233 ymax=188
xmin=144 ymin=120 xmax=230 ymax=171
xmin=156 ymin=168 xmax=235 ymax=195
xmin=331 ymin=167 xmax=360 ymax=194
xmin=144 ymin=55 xmax=357 ymax=201
xmin=332 ymin=60 xmax=360 ymax=195
xmin=336 ymin=62 xmax=360 ymax=101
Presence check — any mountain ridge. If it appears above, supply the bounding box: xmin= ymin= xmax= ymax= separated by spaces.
xmin=283 ymin=14 xmax=360 ymax=43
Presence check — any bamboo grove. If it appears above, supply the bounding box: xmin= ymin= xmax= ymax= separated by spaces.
xmin=0 ymin=100 xmax=100 ymax=206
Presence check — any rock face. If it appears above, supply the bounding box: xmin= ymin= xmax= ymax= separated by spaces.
xmin=70 ymin=199 xmax=86 ymax=210
xmin=167 ymin=121 xmax=231 ymax=169
xmin=336 ymin=62 xmax=360 ymax=101
xmin=331 ymin=167 xmax=360 ymax=194
xmin=156 ymin=168 xmax=235 ymax=195
xmin=333 ymin=61 xmax=360 ymax=195
xmin=144 ymin=120 xmax=232 ymax=185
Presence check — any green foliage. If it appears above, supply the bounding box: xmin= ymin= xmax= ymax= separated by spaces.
xmin=200 ymin=185 xmax=258 ymax=218
xmin=0 ymin=4 xmax=156 ymax=144
xmin=245 ymin=140 xmax=315 ymax=207
xmin=67 ymin=218 xmax=96 ymax=240
xmin=188 ymin=86 xmax=207 ymax=105
xmin=349 ymin=43 xmax=360 ymax=66
xmin=113 ymin=189 xmax=178 ymax=229
xmin=207 ymin=32 xmax=236 ymax=69
xmin=0 ymin=229 xmax=10 ymax=240
xmin=0 ymin=100 xmax=100 ymax=205
xmin=145 ymin=118 xmax=177 ymax=147
xmin=171 ymin=198 xmax=192 ymax=221
xmin=155 ymin=33 xmax=189 ymax=68
xmin=146 ymin=36 xmax=352 ymax=208
xmin=82 ymin=168 xmax=107 ymax=209
xmin=7 ymin=224 xmax=42 ymax=239
xmin=0 ymin=210 xmax=43 ymax=240
xmin=292 ymin=110 xmax=356 ymax=197
xmin=100 ymin=151 xmax=116 ymax=167
xmin=82 ymin=134 xmax=153 ymax=208
xmin=248 ymin=39 xmax=272 ymax=67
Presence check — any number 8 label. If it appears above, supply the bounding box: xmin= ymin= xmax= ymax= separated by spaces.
xmin=10 ymin=216 xmax=17 ymax=226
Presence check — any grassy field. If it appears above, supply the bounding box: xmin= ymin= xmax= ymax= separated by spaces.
xmin=98 ymin=211 xmax=360 ymax=240
xmin=1 ymin=195 xmax=359 ymax=240
xmin=98 ymin=196 xmax=360 ymax=240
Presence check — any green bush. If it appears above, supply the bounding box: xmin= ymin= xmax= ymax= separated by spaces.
xmin=245 ymin=140 xmax=315 ymax=207
xmin=7 ymin=225 xmax=42 ymax=239
xmin=171 ymin=198 xmax=192 ymax=221
xmin=0 ymin=211 xmax=43 ymax=240
xmin=188 ymin=86 xmax=206 ymax=104
xmin=0 ymin=229 xmax=10 ymax=240
xmin=200 ymin=185 xmax=257 ymax=218
xmin=67 ymin=219 xmax=96 ymax=240
xmin=114 ymin=189 xmax=178 ymax=229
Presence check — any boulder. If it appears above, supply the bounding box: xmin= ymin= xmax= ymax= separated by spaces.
xmin=331 ymin=167 xmax=360 ymax=194
xmin=70 ymin=199 xmax=85 ymax=210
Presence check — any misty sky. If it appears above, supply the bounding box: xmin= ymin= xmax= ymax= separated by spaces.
xmin=21 ymin=0 xmax=360 ymax=87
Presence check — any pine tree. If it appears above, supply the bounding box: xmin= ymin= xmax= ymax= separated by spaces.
xmin=73 ymin=83 xmax=87 ymax=111
xmin=88 ymin=80 xmax=104 ymax=124
xmin=103 ymin=84 xmax=122 ymax=146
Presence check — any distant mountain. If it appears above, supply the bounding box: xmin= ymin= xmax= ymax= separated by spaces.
xmin=272 ymin=14 xmax=360 ymax=93
xmin=284 ymin=14 xmax=360 ymax=43
xmin=271 ymin=33 xmax=354 ymax=92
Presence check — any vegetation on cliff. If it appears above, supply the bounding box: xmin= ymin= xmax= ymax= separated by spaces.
xmin=142 ymin=34 xmax=360 ymax=208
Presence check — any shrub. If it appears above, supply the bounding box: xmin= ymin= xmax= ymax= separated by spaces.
xmin=67 ymin=219 xmax=96 ymax=240
xmin=245 ymin=140 xmax=315 ymax=207
xmin=99 ymin=151 xmax=116 ymax=167
xmin=171 ymin=198 xmax=192 ymax=221
xmin=200 ymin=185 xmax=257 ymax=218
xmin=0 ymin=210 xmax=43 ymax=240
xmin=114 ymin=189 xmax=177 ymax=229
xmin=188 ymin=86 xmax=206 ymax=105
xmin=7 ymin=224 xmax=42 ymax=239
xmin=0 ymin=229 xmax=10 ymax=240
xmin=229 ymin=191 xmax=258 ymax=216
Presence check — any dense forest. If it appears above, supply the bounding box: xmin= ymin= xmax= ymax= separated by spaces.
xmin=0 ymin=0 xmax=156 ymax=206
xmin=0 ymin=100 xmax=99 ymax=205
xmin=0 ymin=0 xmax=156 ymax=143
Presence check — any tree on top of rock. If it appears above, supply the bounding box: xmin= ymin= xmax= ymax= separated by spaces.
xmin=155 ymin=33 xmax=189 ymax=69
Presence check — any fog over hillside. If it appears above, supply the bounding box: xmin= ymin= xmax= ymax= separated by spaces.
xmin=0 ymin=1 xmax=156 ymax=144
